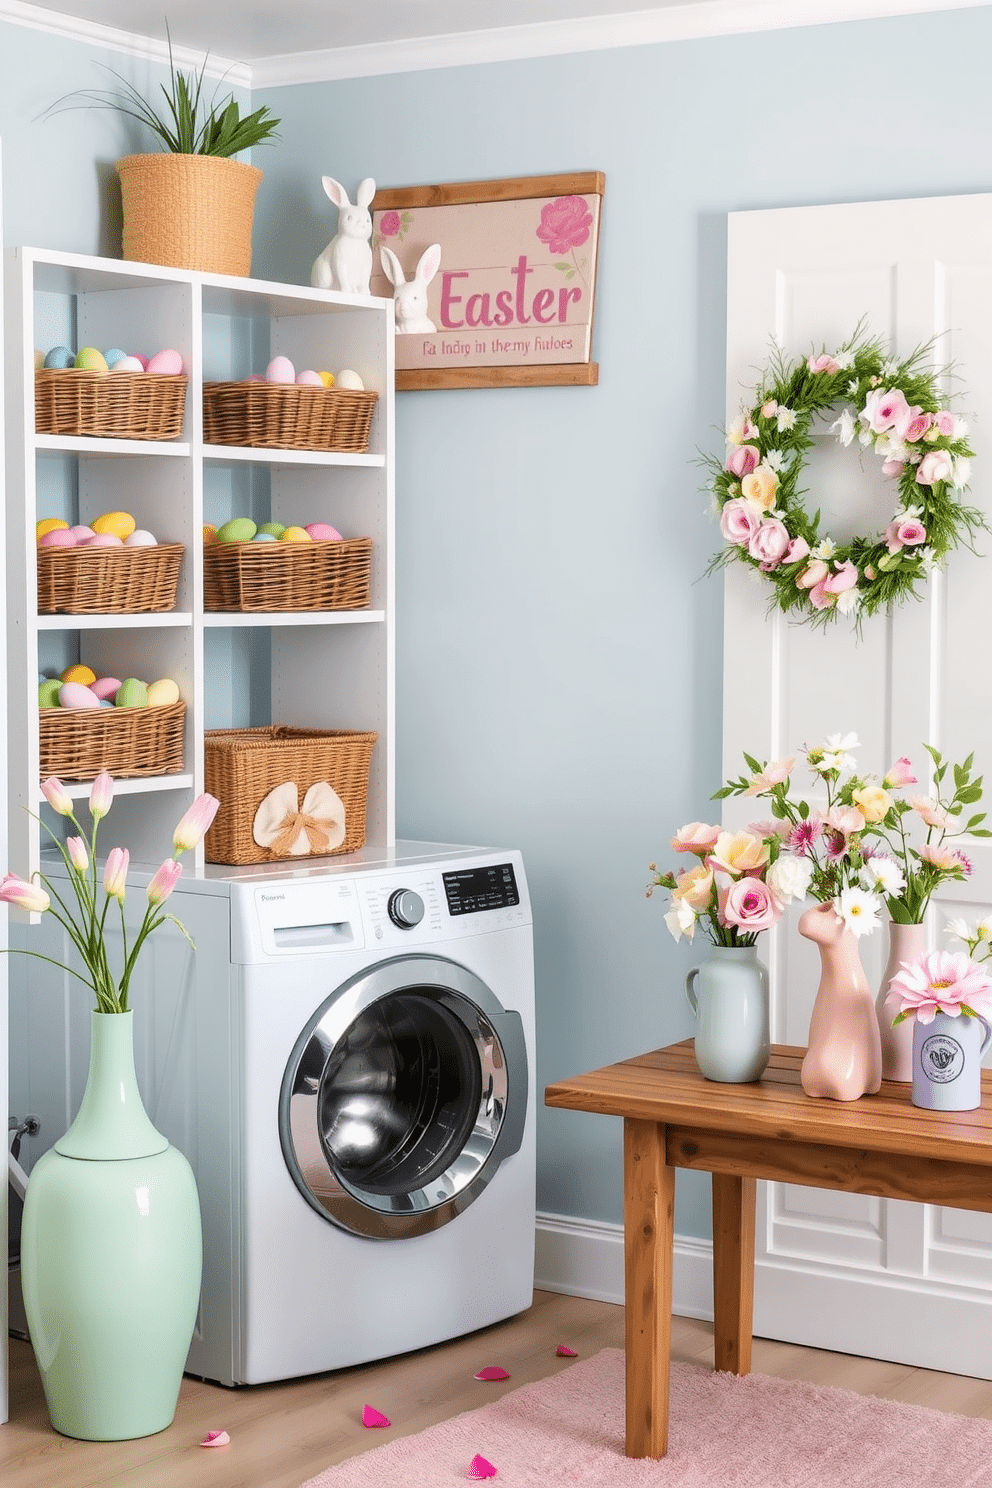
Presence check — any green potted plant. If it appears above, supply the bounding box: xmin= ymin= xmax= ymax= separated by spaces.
xmin=47 ymin=30 xmax=280 ymax=276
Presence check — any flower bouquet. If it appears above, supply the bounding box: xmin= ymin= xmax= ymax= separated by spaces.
xmin=886 ymin=942 xmax=992 ymax=1110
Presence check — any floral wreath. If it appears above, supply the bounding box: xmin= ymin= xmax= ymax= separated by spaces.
xmin=706 ymin=326 xmax=984 ymax=626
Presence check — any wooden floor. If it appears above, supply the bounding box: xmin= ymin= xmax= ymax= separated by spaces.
xmin=5 ymin=1291 xmax=992 ymax=1487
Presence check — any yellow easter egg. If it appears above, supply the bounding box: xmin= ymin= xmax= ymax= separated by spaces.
xmin=203 ymin=524 xmax=218 ymax=545
xmin=61 ymin=664 xmax=97 ymax=685
xmin=36 ymin=518 xmax=69 ymax=539
xmin=146 ymin=678 xmax=181 ymax=707
xmin=279 ymin=526 xmax=312 ymax=543
xmin=92 ymin=511 xmax=137 ymax=539
xmin=317 ymin=371 xmax=336 ymax=387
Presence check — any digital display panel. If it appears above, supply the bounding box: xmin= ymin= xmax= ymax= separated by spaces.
xmin=443 ymin=863 xmax=519 ymax=916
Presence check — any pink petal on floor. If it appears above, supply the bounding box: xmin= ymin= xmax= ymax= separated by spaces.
xmin=473 ymin=1366 xmax=510 ymax=1381
xmin=199 ymin=1429 xmax=230 ymax=1448
xmin=466 ymin=1453 xmax=498 ymax=1479
xmin=555 ymin=1344 xmax=578 ymax=1356
xmin=362 ymin=1404 xmax=391 ymax=1428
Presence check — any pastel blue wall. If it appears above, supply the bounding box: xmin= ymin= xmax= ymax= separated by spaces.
xmin=4 ymin=6 xmax=992 ymax=1245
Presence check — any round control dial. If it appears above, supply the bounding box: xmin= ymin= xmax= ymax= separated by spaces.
xmin=387 ymin=888 xmax=425 ymax=929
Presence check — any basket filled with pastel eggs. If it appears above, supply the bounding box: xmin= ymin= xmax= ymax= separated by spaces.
xmin=39 ymin=666 xmax=186 ymax=782
xmin=202 ymin=357 xmax=377 ymax=453
xmin=37 ymin=511 xmax=184 ymax=615
xmin=203 ymin=516 xmax=372 ymax=613
xmin=35 ymin=344 xmax=188 ymax=440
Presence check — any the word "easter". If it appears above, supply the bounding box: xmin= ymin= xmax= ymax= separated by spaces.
xmin=439 ymin=256 xmax=582 ymax=330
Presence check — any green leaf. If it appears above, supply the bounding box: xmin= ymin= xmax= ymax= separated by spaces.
xmin=711 ymin=786 xmax=733 ymax=799
xmin=742 ymin=752 xmax=762 ymax=773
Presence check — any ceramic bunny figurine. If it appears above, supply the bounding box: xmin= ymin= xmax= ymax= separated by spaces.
xmin=379 ymin=244 xmax=442 ymax=334
xmin=311 ymin=177 xmax=376 ymax=295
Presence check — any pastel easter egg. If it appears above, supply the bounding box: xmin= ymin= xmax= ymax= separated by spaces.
xmin=317 ymin=371 xmax=335 ymax=387
xmin=256 ymin=522 xmax=285 ymax=538
xmin=59 ymin=681 xmax=100 ymax=709
xmin=39 ymin=528 xmax=76 ymax=547
xmin=146 ymin=678 xmax=181 ymax=707
xmin=92 ymin=511 xmax=136 ymax=539
xmin=216 ymin=518 xmax=257 ymax=544
xmin=279 ymin=526 xmax=312 ymax=543
xmin=146 ymin=348 xmax=184 ymax=376
xmin=296 ymin=370 xmax=323 ymax=386
xmin=305 ymin=523 xmax=342 ymax=542
xmin=203 ymin=524 xmax=218 ymax=545
xmin=251 ymin=533 xmax=277 ymax=543
xmin=85 ymin=533 xmax=124 ymax=548
xmin=335 ymin=368 xmax=365 ymax=391
xmin=103 ymin=348 xmax=128 ymax=367
xmin=243 ymin=374 xmax=265 ymax=383
xmin=91 ymin=676 xmax=122 ymax=701
xmin=61 ymin=664 xmax=96 ymax=685
xmin=264 ymin=355 xmax=296 ymax=384
xmin=36 ymin=518 xmax=69 ymax=540
xmin=38 ymin=679 xmax=62 ymax=708
xmin=110 ymin=355 xmax=146 ymax=373
xmin=98 ymin=699 xmax=114 ymax=708
xmin=70 ymin=525 xmax=96 ymax=542
xmin=43 ymin=346 xmax=74 ymax=370
xmin=115 ymin=678 xmax=149 ymax=708
xmin=125 ymin=529 xmax=158 ymax=546
xmin=74 ymin=347 xmax=109 ymax=372
xmin=130 ymin=353 xmax=150 ymax=370
xmin=34 ymin=349 xmax=45 ymax=370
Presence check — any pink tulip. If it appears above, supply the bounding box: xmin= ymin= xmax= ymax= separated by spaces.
xmin=0 ymin=874 xmax=51 ymax=913
xmin=89 ymin=771 xmax=114 ymax=821
xmin=884 ymin=757 xmax=917 ymax=788
xmin=147 ymin=858 xmax=183 ymax=906
xmin=66 ymin=836 xmax=89 ymax=873
xmin=41 ymin=776 xmax=73 ymax=816
xmin=172 ymin=794 xmax=221 ymax=854
xmin=103 ymin=847 xmax=129 ymax=901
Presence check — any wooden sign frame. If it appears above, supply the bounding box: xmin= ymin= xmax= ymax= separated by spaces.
xmin=370 ymin=171 xmax=605 ymax=391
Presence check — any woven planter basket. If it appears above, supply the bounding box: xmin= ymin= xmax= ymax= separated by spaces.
xmin=204 ymin=726 xmax=378 ymax=865
xmin=203 ymin=382 xmax=377 ymax=452
xmin=39 ymin=702 xmax=186 ymax=782
xmin=117 ymin=154 xmax=262 ymax=276
xmin=203 ymin=537 xmax=371 ymax=612
xmin=38 ymin=544 xmax=185 ymax=615
xmin=35 ymin=370 xmax=187 ymax=440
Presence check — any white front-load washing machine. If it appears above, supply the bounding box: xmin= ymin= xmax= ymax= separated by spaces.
xmin=152 ymin=841 xmax=536 ymax=1386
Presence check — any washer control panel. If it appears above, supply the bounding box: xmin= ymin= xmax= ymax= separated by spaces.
xmin=387 ymin=888 xmax=426 ymax=929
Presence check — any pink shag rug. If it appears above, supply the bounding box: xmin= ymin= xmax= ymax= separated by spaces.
xmin=301 ymin=1348 xmax=992 ymax=1487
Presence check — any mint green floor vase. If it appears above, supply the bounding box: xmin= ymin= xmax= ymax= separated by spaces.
xmin=20 ymin=1011 xmax=202 ymax=1440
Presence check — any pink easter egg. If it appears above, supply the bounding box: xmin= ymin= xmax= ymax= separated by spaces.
xmin=244 ymin=374 xmax=265 ymax=383
xmin=39 ymin=528 xmax=76 ymax=547
xmin=70 ymin=525 xmax=96 ymax=542
xmin=265 ymin=355 xmax=296 ymax=384
xmin=130 ymin=353 xmax=150 ymax=370
xmin=146 ymin=348 xmax=184 ymax=376
xmin=305 ymin=522 xmax=342 ymax=541
xmin=84 ymin=533 xmax=124 ymax=547
xmin=296 ymin=370 xmax=324 ymax=386
xmin=91 ymin=676 xmax=122 ymax=701
xmin=59 ymin=681 xmax=100 ymax=709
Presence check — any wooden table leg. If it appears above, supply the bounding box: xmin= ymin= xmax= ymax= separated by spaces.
xmin=711 ymin=1172 xmax=756 ymax=1376
xmin=622 ymin=1117 xmax=674 ymax=1458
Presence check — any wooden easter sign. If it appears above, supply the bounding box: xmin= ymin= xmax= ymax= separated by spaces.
xmin=369 ymin=172 xmax=604 ymax=390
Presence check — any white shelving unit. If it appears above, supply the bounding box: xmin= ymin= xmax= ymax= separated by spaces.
xmin=4 ymin=247 xmax=395 ymax=878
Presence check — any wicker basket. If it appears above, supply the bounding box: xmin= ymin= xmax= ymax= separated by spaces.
xmin=35 ymin=370 xmax=188 ymax=440
xmin=203 ymin=725 xmax=378 ymax=865
xmin=38 ymin=543 xmax=185 ymax=615
xmin=203 ymin=537 xmax=372 ymax=612
xmin=203 ymin=382 xmax=378 ymax=453
xmin=117 ymin=153 xmax=262 ymax=276
xmin=39 ymin=702 xmax=186 ymax=782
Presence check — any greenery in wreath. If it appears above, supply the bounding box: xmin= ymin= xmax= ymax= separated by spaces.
xmin=705 ymin=326 xmax=984 ymax=626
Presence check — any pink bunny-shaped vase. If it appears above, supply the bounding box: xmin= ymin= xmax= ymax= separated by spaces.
xmin=799 ymin=901 xmax=881 ymax=1102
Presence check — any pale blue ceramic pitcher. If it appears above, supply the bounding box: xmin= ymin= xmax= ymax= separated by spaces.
xmin=685 ymin=945 xmax=770 ymax=1083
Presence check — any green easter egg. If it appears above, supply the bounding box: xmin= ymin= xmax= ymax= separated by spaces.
xmin=115 ymin=677 xmax=149 ymax=708
xmin=257 ymin=522 xmax=286 ymax=538
xmin=38 ymin=679 xmax=62 ymax=708
xmin=74 ymin=346 xmax=109 ymax=372
xmin=216 ymin=518 xmax=258 ymax=544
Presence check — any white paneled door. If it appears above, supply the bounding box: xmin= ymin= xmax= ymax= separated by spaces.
xmin=724 ymin=194 xmax=992 ymax=1377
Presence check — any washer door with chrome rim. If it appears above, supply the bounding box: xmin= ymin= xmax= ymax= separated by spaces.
xmin=279 ymin=954 xmax=528 ymax=1239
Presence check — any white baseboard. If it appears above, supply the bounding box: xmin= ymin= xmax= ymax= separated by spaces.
xmin=535 ymin=1210 xmax=714 ymax=1319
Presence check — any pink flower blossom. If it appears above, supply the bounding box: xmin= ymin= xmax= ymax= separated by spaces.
xmin=744 ymin=756 xmax=796 ymax=796
xmin=670 ymin=822 xmax=721 ymax=854
xmin=173 ymin=794 xmax=221 ymax=854
xmin=934 ymin=411 xmax=957 ymax=436
xmin=747 ymin=819 xmax=790 ymax=839
xmin=379 ymin=210 xmax=401 ymax=238
xmin=725 ymin=444 xmax=760 ymax=478
xmin=824 ymin=560 xmax=858 ymax=594
xmin=886 ymin=949 xmax=992 ymax=1023
xmin=884 ymin=517 xmax=927 ymax=554
xmin=89 ymin=770 xmax=114 ymax=821
xmin=536 ymin=196 xmax=593 ymax=255
xmin=881 ymin=459 xmax=907 ymax=478
xmin=825 ymin=830 xmax=849 ymax=861
xmin=718 ymin=877 xmax=781 ymax=933
xmin=147 ymin=858 xmax=183 ymax=906
xmin=808 ymin=578 xmax=836 ymax=610
xmin=909 ymin=795 xmax=953 ymax=829
xmin=896 ymin=407 xmax=931 ymax=443
xmin=0 ymin=874 xmax=50 ymax=913
xmin=747 ymin=519 xmax=791 ymax=568
xmin=785 ymin=536 xmax=810 ymax=564
xmin=66 ymin=836 xmax=88 ymax=873
xmin=916 ymin=449 xmax=954 ymax=486
xmin=103 ymin=847 xmax=129 ymax=902
xmin=796 ymin=559 xmax=829 ymax=591
xmin=807 ymin=353 xmax=841 ymax=374
xmin=788 ymin=820 xmax=822 ymax=854
xmin=720 ymin=498 xmax=762 ymax=547
xmin=884 ymin=757 xmax=917 ymax=788
xmin=40 ymin=776 xmax=73 ymax=816
xmin=919 ymin=844 xmax=971 ymax=875
xmin=862 ymin=387 xmax=910 ymax=434
xmin=824 ymin=804 xmax=866 ymax=836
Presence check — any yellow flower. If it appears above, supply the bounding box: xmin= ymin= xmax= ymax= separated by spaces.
xmin=672 ymin=864 xmax=714 ymax=911
xmin=852 ymin=785 xmax=892 ymax=824
xmin=740 ymin=464 xmax=779 ymax=512
xmin=709 ymin=831 xmax=770 ymax=878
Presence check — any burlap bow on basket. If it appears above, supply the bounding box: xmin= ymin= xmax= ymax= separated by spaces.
xmin=252 ymin=780 xmax=346 ymax=857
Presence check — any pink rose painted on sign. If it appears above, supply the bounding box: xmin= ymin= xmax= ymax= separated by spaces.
xmin=537 ymin=196 xmax=593 ymax=255
xmin=379 ymin=210 xmax=401 ymax=238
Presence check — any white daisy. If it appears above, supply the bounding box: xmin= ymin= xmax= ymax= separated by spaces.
xmin=834 ymin=887 xmax=881 ymax=939
xmin=860 ymin=857 xmax=906 ymax=896
xmin=945 ymin=916 xmax=976 ymax=942
xmin=776 ymin=407 xmax=797 ymax=432
xmin=831 ymin=409 xmax=856 ymax=447
xmin=811 ymin=538 xmax=837 ymax=560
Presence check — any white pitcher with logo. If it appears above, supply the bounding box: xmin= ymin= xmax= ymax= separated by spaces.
xmin=911 ymin=1011 xmax=992 ymax=1112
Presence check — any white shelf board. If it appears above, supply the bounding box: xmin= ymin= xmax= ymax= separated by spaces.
xmin=37 ymin=612 xmax=194 ymax=631
xmin=35 ymin=774 xmax=195 ymax=802
xmin=35 ymin=435 xmax=191 ymax=459
xmin=202 ymin=609 xmax=386 ymax=628
xmin=202 ymin=445 xmax=385 ymax=468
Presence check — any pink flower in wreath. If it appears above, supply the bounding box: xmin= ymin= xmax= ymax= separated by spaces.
xmin=862 ymin=387 xmax=910 ymax=434
xmin=725 ymin=443 xmax=760 ymax=478
xmin=807 ymin=353 xmax=841 ymax=374
xmin=536 ymin=196 xmax=593 ymax=254
xmin=882 ymin=459 xmax=908 ymax=478
xmin=884 ymin=517 xmax=927 ymax=554
xmin=720 ymin=497 xmax=762 ymax=547
xmin=747 ymin=518 xmax=791 ymax=568
xmin=917 ymin=449 xmax=955 ymax=486
xmin=895 ymin=406 xmax=931 ymax=443
xmin=785 ymin=535 xmax=810 ymax=565
xmin=379 ymin=210 xmax=402 ymax=238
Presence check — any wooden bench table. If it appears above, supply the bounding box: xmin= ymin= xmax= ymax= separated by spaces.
xmin=544 ymin=1038 xmax=992 ymax=1458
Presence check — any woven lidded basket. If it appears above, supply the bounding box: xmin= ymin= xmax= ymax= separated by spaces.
xmin=35 ymin=370 xmax=188 ymax=440
xmin=203 ymin=382 xmax=378 ymax=453
xmin=203 ymin=538 xmax=371 ymax=612
xmin=203 ymin=726 xmax=378 ymax=865
xmin=38 ymin=544 xmax=185 ymax=615
xmin=117 ymin=153 xmax=262 ymax=276
xmin=39 ymin=702 xmax=186 ymax=782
